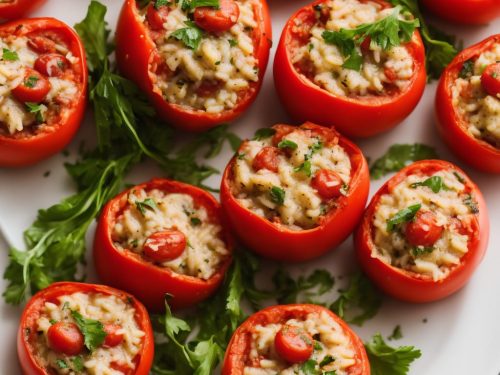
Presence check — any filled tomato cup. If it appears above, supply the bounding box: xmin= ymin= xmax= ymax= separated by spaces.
xmin=273 ymin=0 xmax=426 ymax=138
xmin=17 ymin=282 xmax=154 ymax=375
xmin=0 ymin=0 xmax=46 ymax=21
xmin=0 ymin=17 xmax=87 ymax=167
xmin=115 ymin=0 xmax=272 ymax=132
xmin=222 ymin=304 xmax=370 ymax=375
xmin=436 ymin=34 xmax=500 ymax=174
xmin=355 ymin=160 xmax=489 ymax=303
xmin=420 ymin=0 xmax=500 ymax=25
xmin=220 ymin=122 xmax=369 ymax=262
xmin=93 ymin=178 xmax=234 ymax=312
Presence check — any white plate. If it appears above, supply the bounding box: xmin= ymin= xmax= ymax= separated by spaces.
xmin=0 ymin=1 xmax=499 ymax=374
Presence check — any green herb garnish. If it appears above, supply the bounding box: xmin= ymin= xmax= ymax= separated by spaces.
xmin=278 ymin=139 xmax=298 ymax=150
xmin=410 ymin=176 xmax=448 ymax=193
xmin=270 ymin=186 xmax=285 ymax=205
xmin=386 ymin=204 xmax=421 ymax=232
xmin=2 ymin=48 xmax=19 ymax=61
xmin=71 ymin=310 xmax=106 ymax=352
xmin=135 ymin=198 xmax=158 ymax=215
xmin=253 ymin=127 xmax=276 ymax=140
xmin=171 ymin=21 xmax=203 ymax=50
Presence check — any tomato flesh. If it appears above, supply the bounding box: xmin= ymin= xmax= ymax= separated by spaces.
xmin=311 ymin=169 xmax=343 ymax=200
xmin=481 ymin=63 xmax=500 ymax=97
xmin=194 ymin=0 xmax=240 ymax=33
xmin=34 ymin=53 xmax=69 ymax=77
xmin=103 ymin=323 xmax=124 ymax=348
xmin=28 ymin=35 xmax=57 ymax=53
xmin=146 ymin=3 xmax=170 ymax=31
xmin=47 ymin=322 xmax=84 ymax=356
xmin=405 ymin=210 xmax=444 ymax=247
xmin=11 ymin=68 xmax=51 ymax=103
xmin=252 ymin=146 xmax=280 ymax=173
xmin=274 ymin=325 xmax=314 ymax=364
xmin=143 ymin=230 xmax=187 ymax=262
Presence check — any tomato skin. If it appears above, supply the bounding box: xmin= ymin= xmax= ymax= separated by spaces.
xmin=355 ymin=160 xmax=489 ymax=303
xmin=273 ymin=0 xmax=426 ymax=138
xmin=17 ymin=282 xmax=154 ymax=375
xmin=145 ymin=4 xmax=170 ymax=31
xmin=274 ymin=326 xmax=314 ymax=364
xmin=0 ymin=0 xmax=46 ymax=20
xmin=115 ymin=0 xmax=271 ymax=132
xmin=220 ymin=122 xmax=369 ymax=262
xmin=252 ymin=146 xmax=280 ymax=172
xmin=222 ymin=304 xmax=370 ymax=375
xmin=143 ymin=230 xmax=187 ymax=262
xmin=435 ymin=34 xmax=500 ymax=174
xmin=481 ymin=63 xmax=500 ymax=96
xmin=0 ymin=18 xmax=87 ymax=168
xmin=311 ymin=169 xmax=343 ymax=200
xmin=46 ymin=323 xmax=84 ymax=356
xmin=405 ymin=210 xmax=444 ymax=247
xmin=34 ymin=53 xmax=69 ymax=77
xmin=194 ymin=0 xmax=240 ymax=33
xmin=103 ymin=324 xmax=125 ymax=348
xmin=93 ymin=178 xmax=234 ymax=311
xmin=420 ymin=0 xmax=500 ymax=25
xmin=11 ymin=68 xmax=51 ymax=103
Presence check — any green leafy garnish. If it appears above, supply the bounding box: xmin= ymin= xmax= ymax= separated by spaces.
xmin=300 ymin=359 xmax=318 ymax=375
xmin=388 ymin=325 xmax=403 ymax=340
xmin=190 ymin=217 xmax=201 ymax=226
xmin=459 ymin=59 xmax=475 ymax=79
xmin=135 ymin=198 xmax=158 ymax=215
xmin=272 ymin=268 xmax=334 ymax=304
xmin=72 ymin=356 xmax=84 ymax=372
xmin=253 ymin=127 xmax=276 ymax=140
xmin=365 ymin=333 xmax=422 ymax=375
xmin=171 ymin=21 xmax=203 ymax=50
xmin=2 ymin=48 xmax=19 ymax=61
xmin=410 ymin=176 xmax=448 ymax=193
xmin=228 ymin=38 xmax=238 ymax=47
xmin=411 ymin=246 xmax=434 ymax=257
xmin=56 ymin=359 xmax=68 ymax=369
xmin=463 ymin=194 xmax=479 ymax=214
xmin=319 ymin=355 xmax=335 ymax=367
xmin=294 ymin=160 xmax=312 ymax=177
xmin=25 ymin=102 xmax=44 ymax=123
xmin=330 ymin=272 xmax=382 ymax=326
xmin=370 ymin=144 xmax=438 ymax=180
xmin=270 ymin=186 xmax=285 ymax=205
xmin=386 ymin=204 xmax=421 ymax=232
xmin=24 ymin=75 xmax=39 ymax=88
xmin=155 ymin=0 xmax=170 ymax=9
xmin=278 ymin=139 xmax=298 ymax=150
xmin=186 ymin=0 xmax=219 ymax=9
xmin=71 ymin=310 xmax=107 ymax=352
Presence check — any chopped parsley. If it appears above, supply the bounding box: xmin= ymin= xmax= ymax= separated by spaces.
xmin=155 ymin=0 xmax=170 ymax=9
xmin=228 ymin=39 xmax=238 ymax=47
xmin=25 ymin=102 xmax=45 ymax=123
xmin=388 ymin=325 xmax=403 ymax=340
xmin=253 ymin=127 xmax=276 ymax=140
xmin=411 ymin=246 xmax=434 ymax=257
xmin=135 ymin=198 xmax=158 ymax=215
xmin=463 ymin=194 xmax=479 ymax=214
xmin=386 ymin=204 xmax=421 ymax=232
xmin=24 ymin=75 xmax=39 ymax=88
xmin=453 ymin=171 xmax=465 ymax=183
xmin=2 ymin=48 xmax=19 ymax=61
xmin=70 ymin=310 xmax=107 ymax=352
xmin=294 ymin=160 xmax=312 ymax=177
xmin=459 ymin=59 xmax=475 ymax=79
xmin=56 ymin=359 xmax=68 ymax=369
xmin=410 ymin=176 xmax=449 ymax=193
xmin=171 ymin=21 xmax=203 ymax=50
xmin=278 ymin=139 xmax=298 ymax=150
xmin=72 ymin=356 xmax=84 ymax=372
xmin=237 ymin=152 xmax=246 ymax=160
xmin=319 ymin=355 xmax=335 ymax=367
xmin=190 ymin=217 xmax=202 ymax=226
xmin=270 ymin=186 xmax=285 ymax=205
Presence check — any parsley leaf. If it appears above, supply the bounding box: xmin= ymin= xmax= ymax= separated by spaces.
xmin=330 ymin=272 xmax=382 ymax=326
xmin=388 ymin=325 xmax=403 ymax=340
xmin=135 ymin=198 xmax=158 ymax=215
xmin=386 ymin=204 xmax=421 ymax=232
xmin=365 ymin=333 xmax=421 ymax=375
xmin=187 ymin=0 xmax=219 ymax=8
xmin=155 ymin=0 xmax=170 ymax=9
xmin=72 ymin=356 xmax=84 ymax=372
xmin=2 ymin=47 xmax=19 ymax=61
xmin=272 ymin=268 xmax=334 ymax=304
xmin=459 ymin=59 xmax=474 ymax=79
xmin=278 ymin=139 xmax=298 ymax=150
xmin=294 ymin=160 xmax=312 ymax=177
xmin=411 ymin=246 xmax=434 ymax=257
xmin=300 ymin=359 xmax=319 ymax=375
xmin=171 ymin=21 xmax=203 ymax=50
xmin=369 ymin=144 xmax=438 ymax=180
xmin=56 ymin=359 xmax=68 ymax=369
xmin=253 ymin=127 xmax=276 ymax=140
xmin=25 ymin=102 xmax=45 ymax=123
xmin=71 ymin=310 xmax=107 ymax=352
xmin=24 ymin=75 xmax=39 ymax=88
xmin=463 ymin=194 xmax=479 ymax=214
xmin=410 ymin=176 xmax=448 ymax=193
xmin=270 ymin=186 xmax=285 ymax=205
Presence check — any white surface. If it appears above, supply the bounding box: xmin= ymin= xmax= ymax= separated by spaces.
xmin=0 ymin=1 xmax=499 ymax=374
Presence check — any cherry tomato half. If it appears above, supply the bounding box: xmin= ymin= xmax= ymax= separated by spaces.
xmin=194 ymin=0 xmax=240 ymax=33
xmin=273 ymin=0 xmax=426 ymax=138
xmin=143 ymin=230 xmax=187 ymax=262
xmin=222 ymin=304 xmax=370 ymax=375
xmin=34 ymin=53 xmax=70 ymax=77
xmin=145 ymin=3 xmax=170 ymax=31
xmin=17 ymin=282 xmax=154 ymax=375
xmin=103 ymin=324 xmax=125 ymax=348
xmin=252 ymin=146 xmax=280 ymax=172
xmin=274 ymin=325 xmax=314 ymax=364
xmin=405 ymin=210 xmax=443 ymax=247
xmin=311 ymin=169 xmax=343 ymax=200
xmin=11 ymin=68 xmax=51 ymax=103
xmin=435 ymin=34 xmax=500 ymax=174
xmin=355 ymin=160 xmax=489 ymax=303
xmin=115 ymin=0 xmax=272 ymax=132
xmin=481 ymin=63 xmax=500 ymax=97
xmin=0 ymin=0 xmax=46 ymax=20
xmin=420 ymin=0 xmax=500 ymax=25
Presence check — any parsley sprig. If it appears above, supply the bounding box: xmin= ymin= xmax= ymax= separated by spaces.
xmin=366 ymin=334 xmax=422 ymax=375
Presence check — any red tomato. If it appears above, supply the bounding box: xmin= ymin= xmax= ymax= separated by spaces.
xmin=28 ymin=35 xmax=57 ymax=53
xmin=93 ymin=178 xmax=234 ymax=311
xmin=34 ymin=53 xmax=69 ymax=77
xmin=311 ymin=169 xmax=343 ymax=200
xmin=11 ymin=68 xmax=51 ymax=103
xmin=355 ymin=160 xmax=490 ymax=303
xmin=220 ymin=122 xmax=369 ymax=262
xmin=194 ymin=0 xmax=240 ymax=33
xmin=0 ymin=18 xmax=87 ymax=168
xmin=47 ymin=322 xmax=84 ymax=356
xmin=273 ymin=0 xmax=426 ymax=138
xmin=252 ymin=146 xmax=280 ymax=172
xmin=420 ymin=0 xmax=500 ymax=25
xmin=17 ymin=282 xmax=154 ymax=375
xmin=274 ymin=326 xmax=314 ymax=363
xmin=115 ymin=0 xmax=272 ymax=132
xmin=481 ymin=63 xmax=500 ymax=96
xmin=436 ymin=34 xmax=500 ymax=173
xmin=0 ymin=0 xmax=46 ymax=20
xmin=222 ymin=304 xmax=370 ymax=375
xmin=146 ymin=3 xmax=170 ymax=31
xmin=405 ymin=210 xmax=443 ymax=247
xmin=143 ymin=230 xmax=187 ymax=262
xmin=103 ymin=324 xmax=125 ymax=348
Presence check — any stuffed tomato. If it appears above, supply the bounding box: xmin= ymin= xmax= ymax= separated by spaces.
xmin=220 ymin=122 xmax=369 ymax=262
xmin=0 ymin=18 xmax=87 ymax=167
xmin=222 ymin=304 xmax=370 ymax=375
xmin=17 ymin=282 xmax=154 ymax=375
xmin=94 ymin=178 xmax=233 ymax=311
xmin=0 ymin=0 xmax=46 ymax=21
xmin=420 ymin=0 xmax=500 ymax=25
xmin=273 ymin=0 xmax=426 ymax=138
xmin=355 ymin=160 xmax=489 ymax=303
xmin=115 ymin=0 xmax=272 ymax=132
xmin=436 ymin=34 xmax=500 ymax=173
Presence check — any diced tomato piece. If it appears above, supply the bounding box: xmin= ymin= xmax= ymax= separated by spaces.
xmin=103 ymin=324 xmax=124 ymax=348
xmin=311 ymin=169 xmax=343 ymax=200
xmin=360 ymin=36 xmax=371 ymax=54
xmin=252 ymin=146 xmax=280 ymax=172
xmin=481 ymin=63 xmax=500 ymax=97
xmin=384 ymin=67 xmax=397 ymax=83
xmin=146 ymin=3 xmax=170 ymax=31
xmin=272 ymin=124 xmax=295 ymax=146
xmin=11 ymin=68 xmax=51 ymax=103
xmin=143 ymin=230 xmax=186 ymax=262
xmin=28 ymin=35 xmax=57 ymax=53
xmin=274 ymin=325 xmax=314 ymax=364
xmin=194 ymin=0 xmax=240 ymax=33
xmin=196 ymin=80 xmax=223 ymax=97
xmin=34 ymin=53 xmax=69 ymax=77
xmin=405 ymin=210 xmax=444 ymax=247
xmin=47 ymin=322 xmax=84 ymax=356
